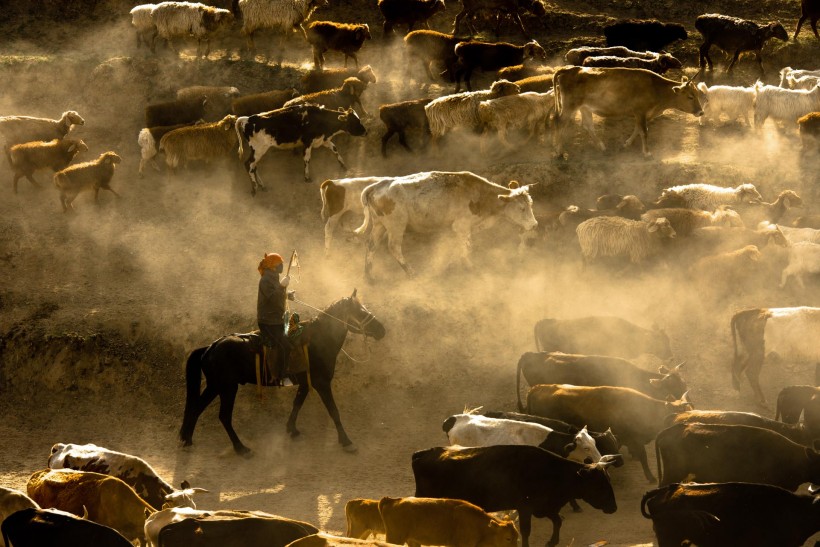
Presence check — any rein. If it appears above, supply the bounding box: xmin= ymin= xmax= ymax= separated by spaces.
xmin=292 ymin=297 xmax=376 ymax=362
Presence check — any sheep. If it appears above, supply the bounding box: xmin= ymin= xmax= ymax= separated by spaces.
xmin=690 ymin=224 xmax=789 ymax=252
xmin=151 ymin=2 xmax=234 ymax=58
xmin=404 ymin=29 xmax=460 ymax=83
xmin=786 ymin=74 xmax=820 ymax=90
xmin=596 ymin=193 xmax=626 ymax=210
xmin=695 ymin=14 xmax=788 ymax=76
xmin=780 ymin=241 xmax=820 ymax=288
xmin=689 ymin=245 xmax=764 ymax=295
xmin=137 ymin=123 xmax=194 ymax=175
xmin=759 ymin=221 xmax=820 ymax=244
xmin=655 ymin=183 xmax=763 ymax=210
xmin=305 ymin=21 xmax=372 ymax=69
xmin=641 ymin=206 xmax=745 ymax=236
xmin=453 ymin=40 xmax=547 ymax=91
xmin=237 ymin=0 xmax=327 ymax=53
xmin=379 ymin=0 xmax=446 ymax=37
xmin=576 ymin=216 xmax=677 ymax=265
xmin=5 ymin=138 xmax=88 ymax=194
xmin=452 ymin=0 xmax=547 ymax=38
xmin=477 ymin=91 xmax=554 ymax=152
xmin=424 ymin=79 xmax=520 ymax=146
xmin=753 ymin=82 xmax=820 ymax=129
xmin=176 ymin=85 xmax=240 ymax=121
xmin=581 ymin=53 xmax=682 ymax=74
xmin=558 ymin=195 xmax=647 ymax=229
xmin=496 ymin=63 xmax=552 ymax=81
xmin=301 ymin=65 xmax=376 ymax=93
xmin=795 ymin=0 xmax=820 ymax=40
xmin=130 ymin=4 xmax=158 ymax=50
xmin=379 ymin=97 xmax=432 ymax=156
xmin=53 ymin=152 xmax=122 ymax=212
xmin=145 ymin=96 xmax=208 ymax=127
xmin=513 ymin=73 xmax=555 ymax=92
xmin=231 ymin=88 xmax=299 ymax=116
xmin=159 ymin=115 xmax=238 ymax=171
xmin=284 ymin=77 xmax=369 ymax=116
xmin=604 ymin=19 xmax=688 ymax=52
xmin=695 ymin=83 xmax=755 ymax=125
xmin=779 ymin=67 xmax=820 ymax=87
xmin=0 ymin=111 xmax=85 ymax=149
xmin=565 ymin=46 xmax=659 ymax=66
xmin=798 ymin=111 xmax=820 ymax=151
xmin=793 ymin=215 xmax=820 ymax=228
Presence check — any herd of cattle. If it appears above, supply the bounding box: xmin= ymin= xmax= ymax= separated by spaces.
xmin=3 ymin=0 xmax=820 ymax=545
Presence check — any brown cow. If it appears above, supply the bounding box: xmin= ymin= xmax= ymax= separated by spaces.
xmin=553 ymin=66 xmax=703 ymax=157
xmin=345 ymin=498 xmax=385 ymax=540
xmin=378 ymin=496 xmax=518 ymax=547
xmin=665 ymin=410 xmax=814 ymax=446
xmin=526 ymin=383 xmax=692 ymax=482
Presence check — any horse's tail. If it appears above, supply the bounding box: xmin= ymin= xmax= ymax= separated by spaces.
xmin=180 ymin=346 xmax=207 ymax=444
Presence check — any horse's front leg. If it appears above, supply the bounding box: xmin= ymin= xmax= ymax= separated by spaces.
xmin=314 ymin=381 xmax=356 ymax=452
xmin=286 ymin=380 xmax=310 ymax=438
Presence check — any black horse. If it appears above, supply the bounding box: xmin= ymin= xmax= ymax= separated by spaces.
xmin=179 ymin=290 xmax=386 ymax=455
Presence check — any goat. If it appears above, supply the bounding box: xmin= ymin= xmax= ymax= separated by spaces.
xmin=565 ymin=46 xmax=659 ymax=66
xmin=753 ymin=82 xmax=820 ymax=129
xmin=695 ymin=83 xmax=755 ymax=125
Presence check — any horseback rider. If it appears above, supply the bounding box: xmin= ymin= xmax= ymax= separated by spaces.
xmin=257 ymin=252 xmax=295 ymax=386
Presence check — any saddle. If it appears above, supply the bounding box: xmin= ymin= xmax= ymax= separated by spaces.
xmin=234 ymin=330 xmax=309 ymax=386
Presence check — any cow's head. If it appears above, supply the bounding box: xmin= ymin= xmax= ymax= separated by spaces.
xmin=575 ymin=459 xmax=617 ymax=514
xmin=664 ymin=391 xmax=694 ymax=413
xmin=672 ymin=77 xmax=703 ymax=117
xmin=649 ymin=362 xmax=687 ymax=399
xmin=48 ymin=443 xmax=69 ymax=468
xmin=162 ymin=482 xmax=210 ymax=509
xmin=524 ymin=41 xmax=547 ymax=62
xmin=339 ymin=109 xmax=367 ymax=137
xmin=737 ymin=183 xmax=763 ymax=204
xmin=480 ymin=516 xmax=519 ymax=547
xmin=564 ymin=426 xmax=603 ymax=465
xmin=498 ymin=183 xmax=537 ymax=231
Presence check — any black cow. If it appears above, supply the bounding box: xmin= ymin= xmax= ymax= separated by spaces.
xmin=412 ymin=445 xmax=618 ymax=547
xmin=516 ymin=351 xmax=686 ymax=411
xmin=776 ymin=385 xmax=820 ymax=424
xmin=235 ymin=105 xmax=367 ymax=194
xmin=1 ymin=508 xmax=133 ymax=547
xmin=533 ymin=316 xmax=672 ymax=359
xmin=157 ymin=514 xmax=319 ymax=547
xmin=641 ymin=482 xmax=820 ymax=547
xmin=655 ymin=423 xmax=820 ymax=489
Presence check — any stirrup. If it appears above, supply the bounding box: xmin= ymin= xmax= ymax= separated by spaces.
xmin=281 ymin=378 xmax=294 ymax=387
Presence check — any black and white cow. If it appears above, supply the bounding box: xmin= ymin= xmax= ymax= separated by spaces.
xmin=235 ymin=105 xmax=367 ymax=195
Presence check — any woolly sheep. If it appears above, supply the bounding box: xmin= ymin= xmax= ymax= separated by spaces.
xmin=285 ymin=77 xmax=369 ymax=116
xmin=151 ymin=2 xmax=233 ymax=58
xmin=759 ymin=221 xmax=820 ymax=244
xmin=576 ymin=216 xmax=677 ymax=264
xmin=238 ymin=0 xmax=327 ymax=52
xmin=695 ymin=83 xmax=755 ymax=125
xmin=301 ymin=65 xmax=376 ymax=93
xmin=753 ymin=83 xmax=820 ymax=128
xmin=6 ymin=138 xmax=88 ymax=194
xmin=565 ymin=46 xmax=659 ymax=66
xmin=690 ymin=245 xmax=763 ymax=293
xmin=477 ymin=91 xmax=554 ymax=151
xmin=159 ymin=115 xmax=238 ymax=171
xmin=0 ymin=111 xmax=85 ymax=149
xmin=641 ymin=206 xmax=745 ymax=236
xmin=130 ymin=4 xmax=158 ymax=50
xmin=424 ymin=79 xmax=520 ymax=146
xmin=655 ymin=183 xmax=763 ymax=210
xmin=779 ymin=67 xmax=820 ymax=87
xmin=137 ymin=123 xmax=194 ymax=175
xmin=231 ymin=88 xmax=299 ymax=116
xmin=558 ymin=195 xmax=647 ymax=229
xmin=780 ymin=241 xmax=820 ymax=288
xmin=306 ymin=21 xmax=372 ymax=69
xmin=581 ymin=53 xmax=682 ymax=74
xmin=53 ymin=152 xmax=122 ymax=212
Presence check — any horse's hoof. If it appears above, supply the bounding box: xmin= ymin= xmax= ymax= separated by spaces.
xmin=288 ymin=428 xmax=301 ymax=439
xmin=235 ymin=446 xmax=253 ymax=458
xmin=342 ymin=443 xmax=358 ymax=454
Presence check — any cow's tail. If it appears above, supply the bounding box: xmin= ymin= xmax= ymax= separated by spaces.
xmin=179 ymin=346 xmax=207 ymax=443
xmin=442 ymin=415 xmax=456 ymax=433
xmin=654 ymin=432 xmax=664 ymax=487
xmin=320 ymin=179 xmax=332 ymax=221
xmin=235 ymin=116 xmax=249 ymax=161
xmin=353 ymin=183 xmax=377 ymax=237
xmin=516 ymin=353 xmax=527 ymax=413
xmin=640 ymin=488 xmax=661 ymax=519
xmin=730 ymin=311 xmax=742 ymax=391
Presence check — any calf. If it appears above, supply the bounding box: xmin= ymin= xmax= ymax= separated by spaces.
xmin=731 ymin=306 xmax=820 ymax=403
xmin=641 ymin=482 xmax=820 ymax=547
xmin=235 ymin=105 xmax=366 ymax=193
xmin=665 ymin=409 xmax=813 ymax=446
xmin=655 ymin=422 xmax=820 ymax=489
xmin=1 ymin=508 xmax=133 ymax=547
xmin=412 ymin=445 xmax=618 ymax=547
xmin=453 ymin=40 xmax=546 ymax=92
xmin=320 ymin=176 xmax=393 ymax=254
xmin=516 ymin=352 xmax=686 ymax=411
xmin=48 ymin=442 xmax=206 ymax=511
xmin=379 ymin=497 xmax=518 ymax=547
xmin=379 ymin=98 xmax=432 ymax=156
xmin=157 ymin=513 xmax=318 ymax=547
xmin=345 ymin=499 xmax=384 ymax=539
xmin=306 ymin=21 xmax=372 ymax=69
xmin=527 ymin=383 xmax=693 ymax=482
xmin=777 ymin=386 xmax=820 ymax=423
xmin=603 ymin=19 xmax=688 ymax=52
xmin=533 ymin=316 xmax=672 ymax=359
xmin=695 ymin=13 xmax=788 ymax=76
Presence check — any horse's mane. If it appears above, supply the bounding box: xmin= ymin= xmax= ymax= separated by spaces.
xmin=300 ymin=296 xmax=354 ymax=329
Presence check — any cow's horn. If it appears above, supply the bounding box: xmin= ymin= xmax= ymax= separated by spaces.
xmin=681 ymin=390 xmax=690 ymax=402
xmin=675 ymin=361 xmax=686 ymax=370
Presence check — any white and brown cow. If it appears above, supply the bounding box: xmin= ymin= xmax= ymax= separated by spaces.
xmin=353 ymin=171 xmax=537 ymax=279
xmin=731 ymin=306 xmax=820 ymax=404
xmin=235 ymin=104 xmax=367 ymax=195
xmin=553 ymin=66 xmax=703 ymax=157
xmin=48 ymin=443 xmax=206 ymax=511
xmin=320 ymin=176 xmax=393 ymax=255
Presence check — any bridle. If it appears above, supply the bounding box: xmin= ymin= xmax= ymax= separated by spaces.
xmin=293 ymin=297 xmax=378 ymax=338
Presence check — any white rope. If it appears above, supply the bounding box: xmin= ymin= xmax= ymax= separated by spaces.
xmin=292 ymin=297 xmax=374 ymax=363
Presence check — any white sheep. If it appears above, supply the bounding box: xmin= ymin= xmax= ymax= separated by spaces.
xmin=151 ymin=1 xmax=233 ymax=58
xmin=778 ymin=67 xmax=820 ymax=87
xmin=6 ymin=138 xmax=88 ymax=193
xmin=159 ymin=114 xmax=238 ymax=171
xmin=425 ymin=79 xmax=520 ymax=147
xmin=753 ymin=82 xmax=820 ymax=128
xmin=130 ymin=4 xmax=158 ymax=50
xmin=238 ymin=0 xmax=327 ymax=52
xmin=53 ymin=152 xmax=122 ymax=212
xmin=656 ymin=183 xmax=763 ymax=210
xmin=565 ymin=46 xmax=659 ymax=66
xmin=477 ymin=90 xmax=554 ymax=152
xmin=641 ymin=206 xmax=744 ymax=236
xmin=780 ymin=241 xmax=820 ymax=288
xmin=695 ymin=83 xmax=755 ymax=125
xmin=758 ymin=221 xmax=820 ymax=244
xmin=786 ymin=74 xmax=820 ymax=90
xmin=137 ymin=123 xmax=192 ymax=175
xmin=0 ymin=111 xmax=85 ymax=149
xmin=576 ymin=216 xmax=677 ymax=264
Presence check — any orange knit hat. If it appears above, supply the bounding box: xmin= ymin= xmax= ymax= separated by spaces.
xmin=258 ymin=253 xmax=284 ymax=275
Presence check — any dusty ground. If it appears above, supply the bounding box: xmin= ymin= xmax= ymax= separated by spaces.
xmin=1 ymin=0 xmax=820 ymax=545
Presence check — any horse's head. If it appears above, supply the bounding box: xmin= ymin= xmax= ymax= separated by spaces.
xmin=343 ymin=289 xmax=386 ymax=340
